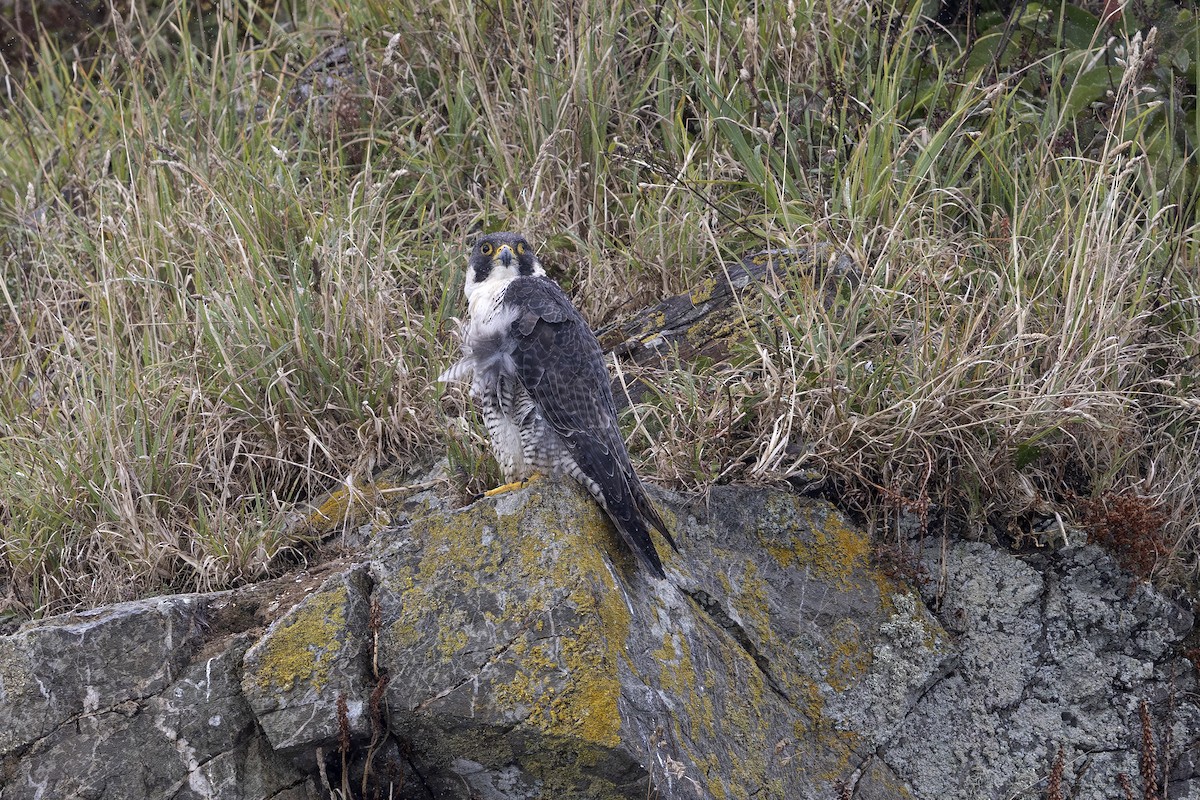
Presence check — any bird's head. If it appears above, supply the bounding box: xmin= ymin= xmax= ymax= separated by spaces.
xmin=464 ymin=232 xmax=545 ymax=300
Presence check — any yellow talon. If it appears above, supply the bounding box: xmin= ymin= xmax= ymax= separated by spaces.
xmin=483 ymin=472 xmax=544 ymax=497
xmin=484 ymin=480 xmax=525 ymax=497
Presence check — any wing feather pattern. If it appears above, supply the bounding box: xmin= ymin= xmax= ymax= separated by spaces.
xmin=504 ymin=276 xmax=676 ymax=577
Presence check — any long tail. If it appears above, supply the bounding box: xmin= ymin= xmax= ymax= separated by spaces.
xmin=612 ymin=513 xmax=667 ymax=578
xmin=563 ymin=431 xmax=676 ymax=578
xmin=607 ymin=477 xmax=676 ymax=579
xmin=633 ymin=480 xmax=677 ymax=552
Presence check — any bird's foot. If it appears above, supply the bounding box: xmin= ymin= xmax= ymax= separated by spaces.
xmin=483 ymin=472 xmax=544 ymax=497
xmin=483 ymin=480 xmax=525 ymax=497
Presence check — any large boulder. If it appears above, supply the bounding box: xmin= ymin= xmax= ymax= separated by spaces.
xmin=1 ymin=479 xmax=1195 ymax=800
xmin=0 ymin=592 xmax=313 ymax=798
xmin=361 ymin=481 xmax=947 ymax=799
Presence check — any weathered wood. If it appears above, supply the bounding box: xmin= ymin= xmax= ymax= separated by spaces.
xmin=599 ymin=245 xmax=859 ymax=408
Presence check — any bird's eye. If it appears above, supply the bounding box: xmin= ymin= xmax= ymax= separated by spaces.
xmin=480 ymin=243 xmax=494 ymax=256
xmin=516 ymin=242 xmax=526 ymax=255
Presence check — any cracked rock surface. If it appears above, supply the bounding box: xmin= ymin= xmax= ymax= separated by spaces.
xmin=886 ymin=540 xmax=1200 ymax=800
xmin=0 ymin=481 xmax=1195 ymax=799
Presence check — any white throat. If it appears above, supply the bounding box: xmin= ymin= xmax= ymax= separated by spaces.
xmin=467 ymin=274 xmax=515 ymax=322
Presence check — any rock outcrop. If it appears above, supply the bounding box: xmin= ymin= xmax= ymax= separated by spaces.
xmin=1 ymin=480 xmax=1196 ymax=799
xmin=893 ymin=540 xmax=1200 ymax=800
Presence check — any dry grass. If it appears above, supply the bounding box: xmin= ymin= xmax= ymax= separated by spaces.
xmin=1 ymin=0 xmax=1198 ymax=617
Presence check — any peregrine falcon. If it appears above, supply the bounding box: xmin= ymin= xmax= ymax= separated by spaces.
xmin=439 ymin=232 xmax=677 ymax=578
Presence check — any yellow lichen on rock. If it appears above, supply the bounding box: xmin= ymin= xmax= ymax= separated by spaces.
xmin=382 ymin=510 xmax=507 ymax=659
xmin=253 ymin=585 xmax=349 ymax=692
xmin=494 ymin=633 xmax=624 ymax=750
xmin=826 ymin=619 xmax=872 ymax=691
xmin=511 ymin=501 xmax=629 ymax=749
xmin=791 ymin=676 xmax=826 ymax=735
xmin=715 ymin=654 xmax=778 ymax=799
xmin=394 ymin=485 xmax=630 ymax=751
xmin=644 ymin=628 xmax=720 ymax=791
xmin=729 ymin=560 xmax=772 ymax=637
xmin=762 ymin=502 xmax=870 ymax=590
xmin=653 ymin=629 xmax=716 ymax=738
xmin=786 ymin=677 xmax=865 ymax=785
xmin=307 ymin=479 xmax=407 ymax=535
xmin=810 ymin=512 xmax=870 ymax=586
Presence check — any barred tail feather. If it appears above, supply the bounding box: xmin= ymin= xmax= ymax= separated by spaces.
xmin=437 ymin=358 xmax=472 ymax=384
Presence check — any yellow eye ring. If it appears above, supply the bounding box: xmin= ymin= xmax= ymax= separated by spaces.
xmin=516 ymin=242 xmax=526 ymax=255
xmin=480 ymin=242 xmax=493 ymax=256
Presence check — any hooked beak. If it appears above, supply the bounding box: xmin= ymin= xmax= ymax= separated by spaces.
xmin=495 ymin=244 xmax=514 ymax=267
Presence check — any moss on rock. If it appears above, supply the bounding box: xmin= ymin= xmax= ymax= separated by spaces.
xmin=252 ymin=585 xmax=349 ymax=692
